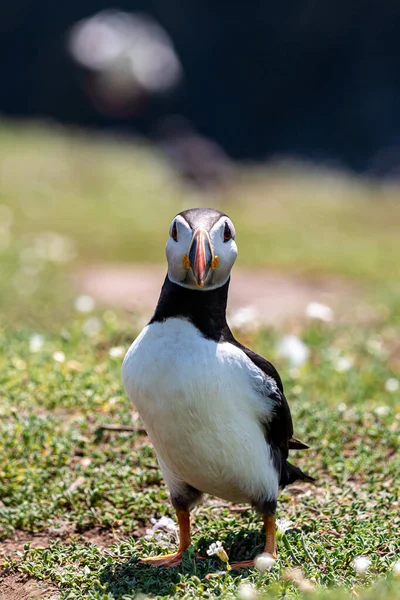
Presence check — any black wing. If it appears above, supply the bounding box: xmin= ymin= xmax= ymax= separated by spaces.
xmin=239 ymin=346 xmax=293 ymax=448
xmin=235 ymin=342 xmax=315 ymax=486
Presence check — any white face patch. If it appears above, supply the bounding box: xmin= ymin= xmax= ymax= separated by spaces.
xmin=165 ymin=215 xmax=193 ymax=286
xmin=208 ymin=216 xmax=238 ymax=289
xmin=165 ymin=213 xmax=238 ymax=290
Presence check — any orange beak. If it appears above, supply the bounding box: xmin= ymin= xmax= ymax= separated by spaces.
xmin=188 ymin=228 xmax=213 ymax=288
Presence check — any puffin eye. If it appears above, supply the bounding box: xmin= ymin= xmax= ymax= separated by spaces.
xmin=170 ymin=220 xmax=178 ymax=242
xmin=223 ymin=221 xmax=232 ymax=242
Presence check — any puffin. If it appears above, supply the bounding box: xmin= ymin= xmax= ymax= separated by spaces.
xmin=122 ymin=208 xmax=314 ymax=568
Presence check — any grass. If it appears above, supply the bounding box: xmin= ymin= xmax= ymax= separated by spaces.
xmin=0 ymin=121 xmax=400 ymax=598
xmin=1 ymin=312 xmax=400 ymax=598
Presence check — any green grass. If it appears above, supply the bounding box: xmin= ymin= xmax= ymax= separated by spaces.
xmin=1 ymin=313 xmax=400 ymax=598
xmin=0 ymin=121 xmax=400 ymax=598
xmin=1 ymin=121 xmax=400 ymax=327
xmin=1 ymin=121 xmax=400 ymax=281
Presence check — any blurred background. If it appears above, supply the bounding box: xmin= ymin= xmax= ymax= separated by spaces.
xmin=2 ymin=6 xmax=400 ymax=590
xmin=2 ymin=1 xmax=400 ymax=173
xmin=1 ymin=1 xmax=400 ymax=328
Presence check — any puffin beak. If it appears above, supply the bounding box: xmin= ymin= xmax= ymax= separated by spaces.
xmin=188 ymin=228 xmax=213 ymax=288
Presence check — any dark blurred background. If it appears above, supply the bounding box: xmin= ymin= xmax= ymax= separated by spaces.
xmin=1 ymin=1 xmax=400 ymax=176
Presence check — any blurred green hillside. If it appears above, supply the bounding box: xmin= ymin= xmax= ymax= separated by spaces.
xmin=0 ymin=121 xmax=400 ymax=327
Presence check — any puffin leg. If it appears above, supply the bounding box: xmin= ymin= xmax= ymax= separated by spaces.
xmin=140 ymin=509 xmax=191 ymax=567
xmin=263 ymin=515 xmax=277 ymax=557
xmin=231 ymin=515 xmax=277 ymax=570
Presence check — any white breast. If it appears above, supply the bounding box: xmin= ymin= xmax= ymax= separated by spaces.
xmin=122 ymin=318 xmax=279 ymax=504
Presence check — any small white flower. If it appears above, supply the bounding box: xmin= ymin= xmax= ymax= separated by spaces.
xmin=385 ymin=378 xmax=399 ymax=393
xmin=229 ymin=307 xmax=259 ymax=332
xmin=109 ymin=346 xmax=125 ymax=358
xmin=145 ymin=516 xmax=177 ymax=543
xmin=393 ymin=559 xmax=400 ymax=576
xmin=255 ymin=552 xmax=275 ymax=572
xmin=335 ymin=356 xmax=354 ymax=372
xmin=52 ymin=351 xmax=65 ymax=363
xmin=237 ymin=582 xmax=258 ymax=600
xmin=82 ymin=317 xmax=102 ymax=336
xmin=29 ymin=334 xmax=44 ymax=353
xmin=374 ymin=405 xmax=390 ymax=417
xmin=276 ymin=518 xmax=294 ymax=535
xmin=306 ymin=302 xmax=333 ymax=322
xmin=337 ymin=402 xmax=347 ymax=413
xmin=206 ymin=541 xmax=230 ymax=566
xmin=207 ymin=541 xmax=224 ymax=556
xmin=74 ymin=295 xmax=95 ymax=313
xmin=276 ymin=335 xmax=309 ymax=368
xmin=150 ymin=516 xmax=177 ymax=534
xmin=353 ymin=556 xmax=371 ymax=576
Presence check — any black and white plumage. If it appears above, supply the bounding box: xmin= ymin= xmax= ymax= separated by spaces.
xmin=122 ymin=208 xmax=313 ymax=568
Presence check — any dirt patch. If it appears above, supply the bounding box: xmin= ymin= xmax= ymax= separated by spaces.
xmin=0 ymin=533 xmax=52 ymax=558
xmin=0 ymin=528 xmax=123 ymax=559
xmin=75 ymin=527 xmax=124 ymax=548
xmin=74 ymin=264 xmax=362 ymax=325
xmin=0 ymin=573 xmax=59 ymax=600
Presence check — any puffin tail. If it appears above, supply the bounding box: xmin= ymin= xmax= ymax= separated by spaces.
xmin=288 ymin=437 xmax=310 ymax=450
xmin=283 ymin=462 xmax=316 ymax=487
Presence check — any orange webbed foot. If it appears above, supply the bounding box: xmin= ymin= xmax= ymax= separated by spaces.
xmin=230 ymin=559 xmax=255 ymax=570
xmin=140 ymin=550 xmax=184 ymax=567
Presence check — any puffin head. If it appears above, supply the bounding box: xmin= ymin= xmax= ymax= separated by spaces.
xmin=166 ymin=208 xmax=238 ymax=291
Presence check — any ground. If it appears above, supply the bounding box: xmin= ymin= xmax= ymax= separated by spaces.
xmin=0 ymin=123 xmax=400 ymax=599
xmin=74 ymin=264 xmax=361 ymax=326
